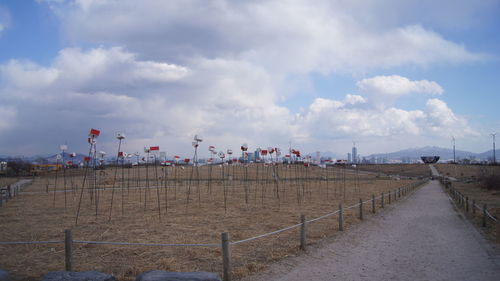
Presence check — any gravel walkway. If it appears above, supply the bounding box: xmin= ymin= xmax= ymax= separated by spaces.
xmin=242 ymin=180 xmax=500 ymax=281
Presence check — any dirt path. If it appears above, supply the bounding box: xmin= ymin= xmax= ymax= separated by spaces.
xmin=242 ymin=180 xmax=500 ymax=281
xmin=429 ymin=164 xmax=440 ymax=177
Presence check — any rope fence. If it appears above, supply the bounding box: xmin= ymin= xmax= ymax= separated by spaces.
xmin=0 ymin=240 xmax=63 ymax=245
xmin=441 ymin=178 xmax=500 ymax=243
xmin=0 ymin=179 xmax=428 ymax=281
xmin=0 ymin=179 xmax=32 ymax=207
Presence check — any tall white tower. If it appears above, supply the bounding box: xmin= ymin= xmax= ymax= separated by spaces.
xmin=352 ymin=141 xmax=357 ymax=164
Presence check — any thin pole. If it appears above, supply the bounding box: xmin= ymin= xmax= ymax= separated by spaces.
xmin=300 ymin=214 xmax=306 ymax=250
xmin=359 ymin=198 xmax=363 ymax=220
xmin=62 ymin=150 xmax=67 ymax=210
xmin=145 ymin=151 xmax=150 ymax=210
xmin=154 ymin=155 xmax=161 ymax=219
xmin=339 ymin=204 xmax=344 ymax=231
xmin=492 ymin=133 xmax=497 ymax=164
xmin=452 ymin=136 xmax=456 ymax=163
xmin=483 ymin=204 xmax=487 ymax=227
xmin=108 ymin=138 xmax=122 ymax=221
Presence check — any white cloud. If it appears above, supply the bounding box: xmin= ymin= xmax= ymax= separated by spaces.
xmin=294 ymin=95 xmax=476 ymax=144
xmin=0 ymin=45 xmax=479 ymax=155
xmin=0 ymin=47 xmax=293 ymax=155
xmin=0 ymin=60 xmax=59 ymax=91
xmin=425 ymin=98 xmax=478 ymax=137
xmin=0 ymin=1 xmax=487 ymax=155
xmin=49 ymin=0 xmax=484 ymax=75
xmin=357 ymin=75 xmax=443 ymax=96
xmin=344 ymin=94 xmax=367 ymax=105
xmin=355 ymin=75 xmax=444 ymax=110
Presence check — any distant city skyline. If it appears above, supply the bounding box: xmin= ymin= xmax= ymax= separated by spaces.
xmin=1 ymin=1 xmax=499 ymax=157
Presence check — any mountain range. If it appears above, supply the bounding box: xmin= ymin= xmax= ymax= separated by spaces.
xmin=0 ymin=146 xmax=496 ymax=163
xmin=319 ymin=146 xmax=495 ymax=161
xmin=367 ymin=146 xmax=494 ymax=161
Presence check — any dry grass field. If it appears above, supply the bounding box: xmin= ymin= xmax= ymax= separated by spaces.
xmin=356 ymin=164 xmax=432 ymax=178
xmin=435 ymin=164 xmax=500 ymax=241
xmin=0 ymin=164 xmax=424 ymax=281
xmin=0 ymin=177 xmax=20 ymax=188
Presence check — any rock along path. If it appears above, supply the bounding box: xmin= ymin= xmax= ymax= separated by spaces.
xmin=242 ymin=179 xmax=500 ymax=281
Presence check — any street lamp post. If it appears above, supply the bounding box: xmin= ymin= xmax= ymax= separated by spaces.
xmin=492 ymin=133 xmax=497 ymax=164
xmin=452 ymin=136 xmax=456 ymax=163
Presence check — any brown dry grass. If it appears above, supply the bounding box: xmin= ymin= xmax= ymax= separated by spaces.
xmin=357 ymin=164 xmax=432 ymax=178
xmin=0 ymin=177 xmax=19 ymax=188
xmin=435 ymin=164 xmax=499 ymax=181
xmin=435 ymin=164 xmax=500 ymax=242
xmin=1 ymin=164 xmax=420 ymax=281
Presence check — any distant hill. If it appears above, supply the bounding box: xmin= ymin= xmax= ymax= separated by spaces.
xmin=476 ymin=150 xmax=496 ymax=161
xmin=368 ymin=146 xmax=491 ymax=161
xmin=33 ymin=153 xmax=88 ymax=164
xmin=1 ymin=146 xmax=496 ymax=163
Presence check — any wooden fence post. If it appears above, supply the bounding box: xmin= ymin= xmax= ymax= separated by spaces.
xmin=381 ymin=192 xmax=384 ymax=208
xmin=472 ymin=200 xmax=476 ymax=216
xmin=372 ymin=194 xmax=375 ymax=213
xmin=300 ymin=214 xmax=306 ymax=250
xmin=465 ymin=197 xmax=469 ymax=213
xmin=339 ymin=204 xmax=344 ymax=231
xmin=64 ymin=229 xmax=73 ymax=271
xmin=482 ymin=204 xmax=487 ymax=228
xmin=359 ymin=198 xmax=363 ymax=220
xmin=388 ymin=191 xmax=391 ymax=204
xmin=221 ymin=232 xmax=231 ymax=281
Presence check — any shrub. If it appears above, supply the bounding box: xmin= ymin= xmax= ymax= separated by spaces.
xmin=481 ymin=174 xmax=500 ymax=191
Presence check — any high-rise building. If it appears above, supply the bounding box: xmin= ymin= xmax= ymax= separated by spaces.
xmin=254 ymin=150 xmax=260 ymax=162
xmin=347 ymin=153 xmax=352 ymax=163
xmin=159 ymin=152 xmax=167 ymax=162
xmin=352 ymin=146 xmax=357 ymax=163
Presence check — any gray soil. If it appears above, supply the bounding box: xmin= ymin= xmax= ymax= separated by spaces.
xmin=242 ymin=178 xmax=500 ymax=281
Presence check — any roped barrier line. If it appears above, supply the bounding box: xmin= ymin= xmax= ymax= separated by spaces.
xmin=362 ymin=198 xmax=372 ymax=204
xmin=447 ymin=194 xmax=459 ymax=209
xmin=344 ymin=202 xmax=360 ymax=210
xmin=474 ymin=203 xmax=482 ymax=211
xmin=484 ymin=210 xmax=499 ymax=222
xmin=73 ymin=240 xmax=219 ymax=247
xmin=0 ymin=240 xmax=63 ymax=245
xmin=306 ymin=210 xmax=340 ymax=224
xmin=232 ymin=182 xmax=426 ymax=245
xmin=450 ymin=192 xmax=497 ymax=223
xmin=231 ymin=223 xmax=303 ymax=245
xmin=449 ymin=191 xmax=498 ymax=223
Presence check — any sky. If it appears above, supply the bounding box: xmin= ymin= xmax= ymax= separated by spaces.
xmin=0 ymin=0 xmax=499 ymax=159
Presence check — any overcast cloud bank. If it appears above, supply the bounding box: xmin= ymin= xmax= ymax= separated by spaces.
xmin=0 ymin=0 xmax=491 ymax=156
